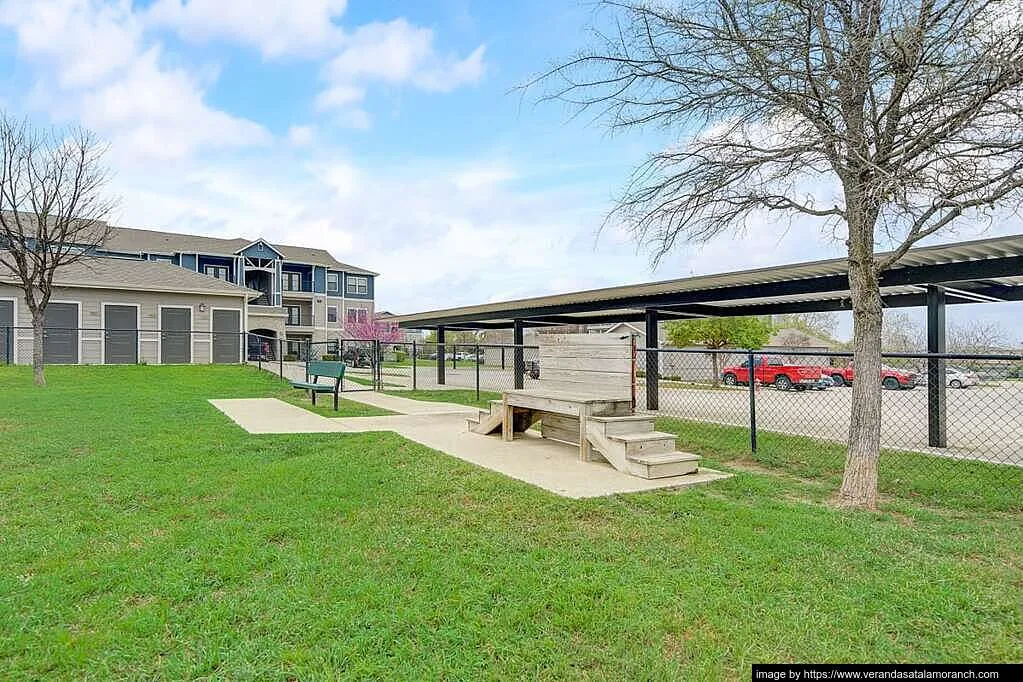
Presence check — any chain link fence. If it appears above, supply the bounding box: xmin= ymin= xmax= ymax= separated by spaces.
xmin=5 ymin=325 xmax=1018 ymax=502
xmin=638 ymin=347 xmax=1023 ymax=502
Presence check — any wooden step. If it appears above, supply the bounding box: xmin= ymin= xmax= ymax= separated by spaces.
xmin=607 ymin=431 xmax=677 ymax=457
xmin=627 ymin=451 xmax=701 ymax=479
xmin=586 ymin=414 xmax=656 ymax=435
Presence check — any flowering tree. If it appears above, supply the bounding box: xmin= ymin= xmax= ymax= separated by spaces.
xmin=338 ymin=314 xmax=405 ymax=343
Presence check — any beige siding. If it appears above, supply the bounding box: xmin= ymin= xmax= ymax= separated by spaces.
xmin=0 ymin=283 xmax=246 ymax=365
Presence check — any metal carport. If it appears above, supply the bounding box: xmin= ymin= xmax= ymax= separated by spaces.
xmin=392 ymin=234 xmax=1023 ymax=448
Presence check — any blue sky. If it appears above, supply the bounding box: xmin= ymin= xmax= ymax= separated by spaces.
xmin=1 ymin=0 xmax=1021 ymax=344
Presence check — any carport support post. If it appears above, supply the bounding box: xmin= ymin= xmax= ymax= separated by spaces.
xmin=436 ymin=326 xmax=446 ymax=385
xmin=927 ymin=285 xmax=947 ymax=448
xmin=513 ymin=320 xmax=524 ymax=390
xmin=645 ymin=309 xmax=659 ymax=411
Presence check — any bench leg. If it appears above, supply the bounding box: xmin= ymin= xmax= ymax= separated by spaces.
xmin=311 ymin=390 xmax=317 ymax=406
xmin=502 ymin=403 xmax=513 ymax=442
xmin=333 ymin=392 xmax=339 ymax=411
xmin=579 ymin=405 xmax=591 ymax=462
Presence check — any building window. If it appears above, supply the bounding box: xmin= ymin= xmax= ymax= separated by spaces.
xmin=286 ymin=305 xmax=301 ymax=326
xmin=204 ymin=265 xmax=229 ymax=280
xmin=327 ymin=306 xmax=338 ymax=323
xmin=327 ymin=273 xmax=339 ymax=293
xmin=283 ymin=272 xmax=302 ymax=291
xmin=346 ymin=307 xmax=368 ymax=324
xmin=347 ymin=275 xmax=369 ymax=295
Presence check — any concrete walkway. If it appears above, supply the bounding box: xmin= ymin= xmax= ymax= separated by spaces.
xmin=210 ymin=392 xmax=730 ymax=498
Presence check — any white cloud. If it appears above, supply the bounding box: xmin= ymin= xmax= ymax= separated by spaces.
xmin=145 ymin=0 xmax=348 ymax=58
xmin=3 ymin=0 xmax=269 ymax=161
xmin=0 ymin=0 xmax=140 ymax=88
xmin=414 ymin=45 xmax=487 ymax=93
xmin=287 ymin=125 xmax=316 ymax=147
xmin=313 ymin=84 xmax=365 ymax=112
xmin=452 ymin=164 xmax=517 ymax=191
xmin=317 ymin=18 xmax=485 ymax=123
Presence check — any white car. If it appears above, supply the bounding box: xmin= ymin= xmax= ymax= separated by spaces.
xmin=947 ymin=367 xmax=980 ymax=389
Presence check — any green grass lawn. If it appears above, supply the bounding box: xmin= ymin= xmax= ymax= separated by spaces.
xmin=0 ymin=365 xmax=1020 ymax=678
xmin=387 ymin=388 xmax=503 ymax=410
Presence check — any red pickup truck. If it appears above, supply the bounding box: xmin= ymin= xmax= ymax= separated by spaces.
xmin=721 ymin=357 xmax=823 ymax=391
xmin=823 ymin=363 xmax=918 ymax=390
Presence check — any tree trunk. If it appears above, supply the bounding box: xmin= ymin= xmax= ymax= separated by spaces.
xmin=839 ymin=233 xmax=883 ymax=509
xmin=31 ymin=309 xmax=46 ymax=387
xmin=711 ymin=350 xmax=720 ymax=387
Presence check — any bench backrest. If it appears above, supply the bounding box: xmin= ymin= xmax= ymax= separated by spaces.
xmin=537 ymin=334 xmax=633 ymax=399
xmin=307 ymin=360 xmax=346 ymax=379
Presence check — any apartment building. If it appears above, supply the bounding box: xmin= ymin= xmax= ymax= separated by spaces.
xmin=0 ymin=223 xmax=377 ymax=364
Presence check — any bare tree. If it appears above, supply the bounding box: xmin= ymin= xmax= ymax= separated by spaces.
xmin=532 ymin=0 xmax=1023 ymax=508
xmin=948 ymin=319 xmax=1007 ymax=353
xmin=881 ymin=311 xmax=924 ymax=352
xmin=775 ymin=312 xmax=840 ymax=341
xmin=0 ymin=114 xmax=117 ymax=386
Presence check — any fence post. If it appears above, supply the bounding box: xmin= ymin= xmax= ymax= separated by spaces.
xmin=4 ymin=326 xmax=10 ymax=365
xmin=475 ymin=344 xmax=480 ymax=402
xmin=747 ymin=348 xmax=758 ymax=454
xmin=412 ymin=340 xmax=418 ymax=391
xmin=375 ymin=340 xmax=382 ymax=390
xmin=452 ymin=344 xmax=457 ymax=370
xmin=513 ymin=320 xmax=524 ymax=390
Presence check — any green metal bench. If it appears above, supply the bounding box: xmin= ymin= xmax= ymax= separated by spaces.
xmin=291 ymin=360 xmax=346 ymax=411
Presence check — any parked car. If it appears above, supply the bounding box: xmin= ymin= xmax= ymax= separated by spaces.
xmin=721 ymin=357 xmax=822 ymax=391
xmin=810 ymin=375 xmax=834 ymax=390
xmin=947 ymin=366 xmax=980 ymax=389
xmin=823 ymin=362 xmax=918 ymax=390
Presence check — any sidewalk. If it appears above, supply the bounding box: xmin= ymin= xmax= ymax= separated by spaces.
xmin=210 ymin=393 xmax=730 ymax=499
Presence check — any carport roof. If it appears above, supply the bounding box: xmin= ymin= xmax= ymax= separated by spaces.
xmin=0 ymin=254 xmax=261 ymax=298
xmin=392 ymin=234 xmax=1023 ymax=329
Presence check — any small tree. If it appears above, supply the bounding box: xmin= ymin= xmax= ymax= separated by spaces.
xmin=535 ymin=0 xmax=1023 ymax=508
xmin=0 ymin=114 xmax=116 ymax=386
xmin=666 ymin=316 xmax=773 ymax=385
xmin=340 ymin=313 xmax=406 ymax=346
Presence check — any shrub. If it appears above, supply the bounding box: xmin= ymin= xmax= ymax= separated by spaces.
xmin=322 ymin=354 xmax=340 ymax=361
xmin=284 ymin=354 xmax=298 ymax=362
xmin=394 ymin=351 xmax=407 ymax=363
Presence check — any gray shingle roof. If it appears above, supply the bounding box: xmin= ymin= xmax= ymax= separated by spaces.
xmin=0 ymin=254 xmax=260 ymax=297
xmin=103 ymin=226 xmax=378 ymax=275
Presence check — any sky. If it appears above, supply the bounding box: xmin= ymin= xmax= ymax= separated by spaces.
xmin=1 ymin=0 xmax=1021 ymax=344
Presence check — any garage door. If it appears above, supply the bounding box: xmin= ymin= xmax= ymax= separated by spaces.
xmin=104 ymin=305 xmax=138 ymax=364
xmin=0 ymin=300 xmax=13 ymax=363
xmin=43 ymin=302 xmax=79 ymax=364
xmin=160 ymin=307 xmax=191 ymax=364
xmin=212 ymin=309 xmax=241 ymax=363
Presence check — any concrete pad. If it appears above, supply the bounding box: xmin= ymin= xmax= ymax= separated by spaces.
xmin=341 ymin=390 xmax=479 ymax=415
xmin=208 ymin=397 xmax=731 ymax=498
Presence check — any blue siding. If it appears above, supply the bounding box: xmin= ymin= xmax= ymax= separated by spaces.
xmin=344 ymin=272 xmax=374 ymax=300
xmin=313 ymin=266 xmax=327 ymax=294
xmin=281 ymin=263 xmax=313 ymax=292
xmin=326 ymin=270 xmax=343 ymax=295
xmin=197 ymin=255 xmax=236 ymax=282
xmin=237 ymin=240 xmax=282 ymax=259
xmin=179 ymin=253 xmax=197 ymax=271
